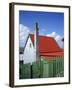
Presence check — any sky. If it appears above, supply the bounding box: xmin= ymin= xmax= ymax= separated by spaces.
xmin=19 ymin=10 xmax=64 ymax=48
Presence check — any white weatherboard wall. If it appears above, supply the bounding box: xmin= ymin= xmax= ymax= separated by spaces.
xmin=0 ymin=0 xmax=72 ymax=90
xmin=23 ymin=36 xmax=36 ymax=64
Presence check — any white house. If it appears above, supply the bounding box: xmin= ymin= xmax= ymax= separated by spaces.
xmin=19 ymin=23 xmax=64 ymax=64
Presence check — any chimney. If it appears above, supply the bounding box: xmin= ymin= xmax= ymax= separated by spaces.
xmin=34 ymin=22 xmax=39 ymax=61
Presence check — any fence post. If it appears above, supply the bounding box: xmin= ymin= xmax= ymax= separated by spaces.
xmin=31 ymin=65 xmax=32 ymax=78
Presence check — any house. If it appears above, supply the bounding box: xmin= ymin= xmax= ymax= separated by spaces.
xmin=19 ymin=22 xmax=64 ymax=64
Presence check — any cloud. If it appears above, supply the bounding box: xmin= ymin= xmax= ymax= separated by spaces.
xmin=46 ymin=32 xmax=62 ymax=41
xmin=19 ymin=24 xmax=30 ymax=47
xmin=46 ymin=32 xmax=63 ymax=48
xmin=55 ymin=35 xmax=62 ymax=41
xmin=47 ymin=32 xmax=56 ymax=38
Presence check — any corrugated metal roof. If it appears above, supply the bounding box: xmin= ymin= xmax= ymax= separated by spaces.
xmin=30 ymin=34 xmax=64 ymax=57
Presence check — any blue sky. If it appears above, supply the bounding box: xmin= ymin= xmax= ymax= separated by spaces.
xmin=19 ymin=10 xmax=64 ymax=48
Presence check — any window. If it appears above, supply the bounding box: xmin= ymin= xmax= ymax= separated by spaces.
xmin=19 ymin=61 xmax=23 ymax=64
xmin=30 ymin=43 xmax=31 ymax=48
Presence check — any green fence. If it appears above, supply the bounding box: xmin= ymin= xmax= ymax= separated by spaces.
xmin=32 ymin=62 xmax=40 ymax=78
xmin=19 ymin=63 xmax=31 ymax=79
xmin=19 ymin=57 xmax=64 ymax=79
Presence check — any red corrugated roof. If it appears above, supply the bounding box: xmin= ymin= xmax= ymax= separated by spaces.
xmin=30 ymin=34 xmax=64 ymax=57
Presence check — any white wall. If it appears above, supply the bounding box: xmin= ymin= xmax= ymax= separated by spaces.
xmin=19 ymin=54 xmax=23 ymax=61
xmin=23 ymin=36 xmax=36 ymax=64
xmin=0 ymin=0 xmax=72 ymax=90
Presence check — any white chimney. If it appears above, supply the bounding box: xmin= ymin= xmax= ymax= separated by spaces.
xmin=34 ymin=22 xmax=39 ymax=61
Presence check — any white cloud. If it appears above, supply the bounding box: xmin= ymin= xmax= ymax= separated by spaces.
xmin=49 ymin=32 xmax=56 ymax=38
xmin=46 ymin=32 xmax=63 ymax=48
xmin=46 ymin=32 xmax=62 ymax=41
xmin=55 ymin=35 xmax=62 ymax=41
xmin=19 ymin=24 xmax=30 ymax=47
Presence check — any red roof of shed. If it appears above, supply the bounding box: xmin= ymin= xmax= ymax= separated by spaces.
xmin=30 ymin=34 xmax=64 ymax=57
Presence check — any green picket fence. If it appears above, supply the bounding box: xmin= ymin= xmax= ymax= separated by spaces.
xmin=19 ymin=57 xmax=64 ymax=79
